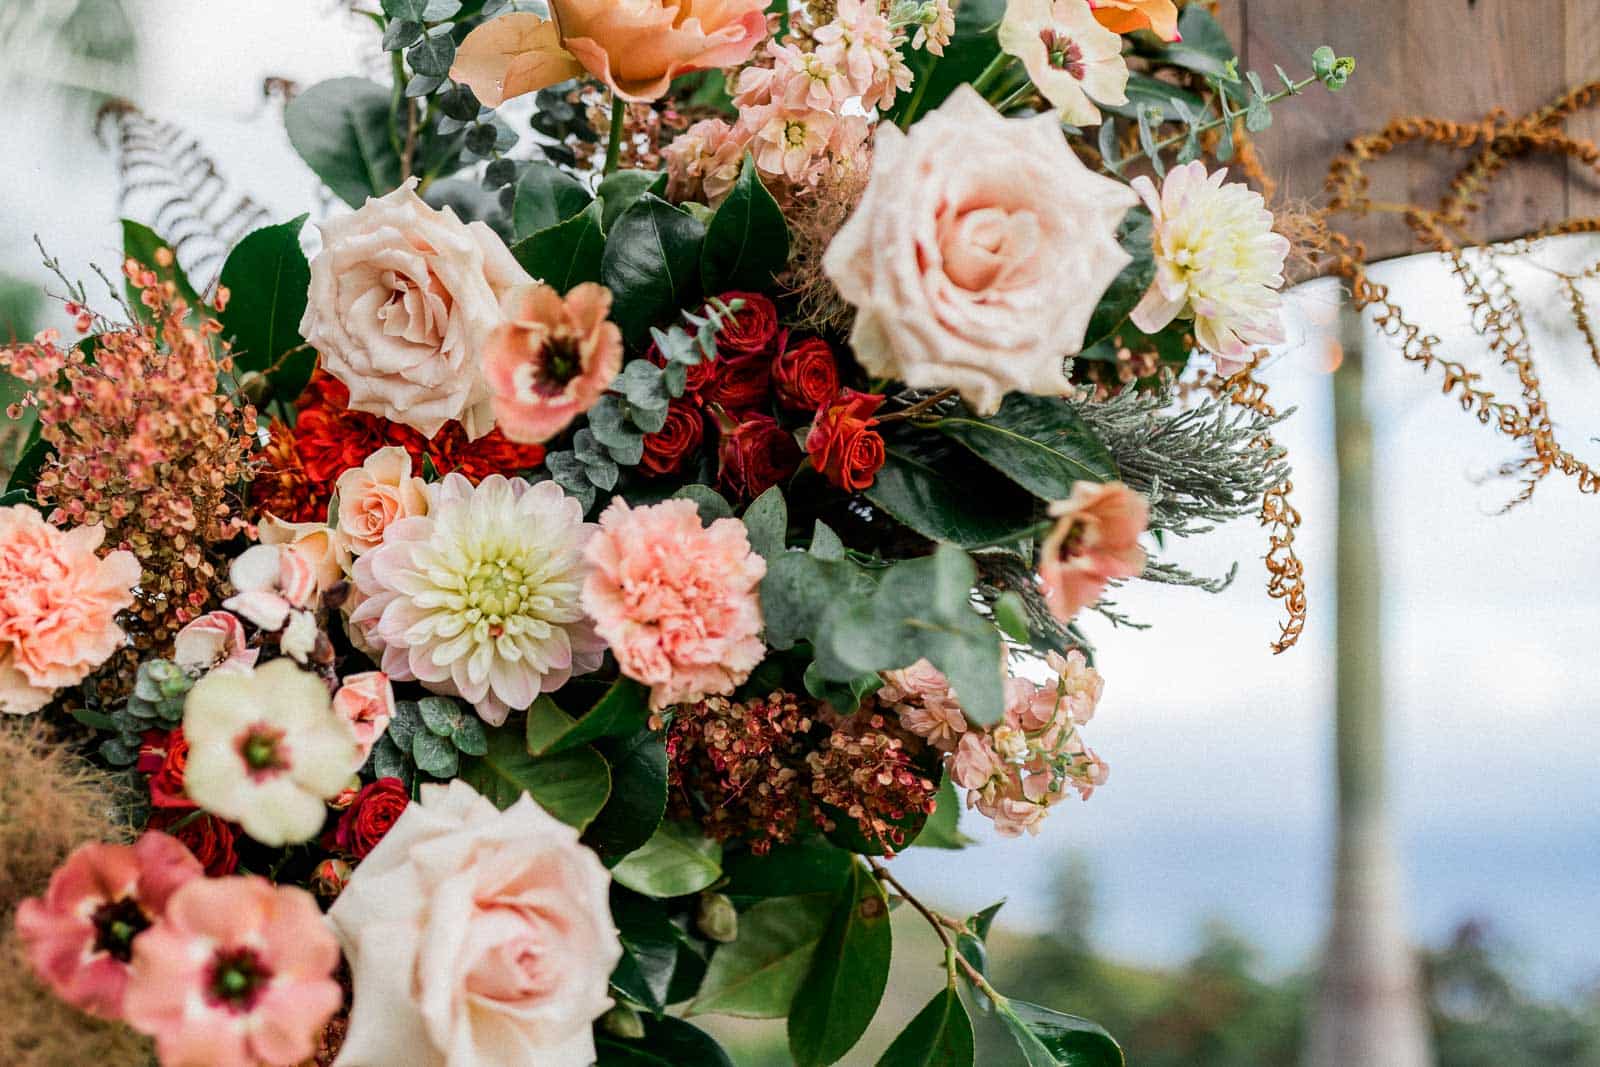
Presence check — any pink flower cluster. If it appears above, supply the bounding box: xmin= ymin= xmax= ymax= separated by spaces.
xmin=886 ymin=652 xmax=1110 ymax=837
xmin=664 ymin=0 xmax=923 ymax=205
xmin=15 ymin=833 xmax=341 ymax=1066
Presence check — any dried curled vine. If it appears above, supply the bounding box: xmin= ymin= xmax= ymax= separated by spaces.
xmin=94 ymin=99 xmax=270 ymax=291
xmin=1316 ymin=79 xmax=1600 ymax=509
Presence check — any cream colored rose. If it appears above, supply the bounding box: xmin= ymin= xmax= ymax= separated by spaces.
xmin=300 ymin=179 xmax=531 ymax=439
xmin=259 ymin=515 xmax=350 ymax=596
xmin=334 ymin=447 xmax=429 ymax=555
xmin=823 ymin=86 xmax=1138 ymax=414
xmin=329 ymin=780 xmax=620 ymax=1067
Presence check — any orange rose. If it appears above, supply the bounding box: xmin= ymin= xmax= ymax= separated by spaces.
xmin=1089 ymin=0 xmax=1180 ymax=41
xmin=453 ymin=1 xmax=769 ymax=105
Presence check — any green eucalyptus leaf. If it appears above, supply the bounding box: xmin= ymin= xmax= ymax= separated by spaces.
xmin=741 ymin=485 xmax=787 ymax=562
xmin=701 ymin=154 xmax=790 ymax=293
xmin=610 ymin=820 xmax=724 ymax=899
xmin=458 ymin=723 xmax=612 ymax=828
xmin=758 ymin=550 xmax=880 ymax=653
xmin=284 ymin=78 xmax=402 ymax=207
xmin=672 ymin=484 xmax=733 ymax=523
xmin=218 ymin=215 xmax=314 ymax=400
xmin=877 ymin=985 xmax=975 ymax=1067
xmin=787 ymin=862 xmax=893 ymax=1067
xmin=689 ymin=894 xmax=833 ymax=1018
xmin=411 ymin=729 xmax=459 ymax=777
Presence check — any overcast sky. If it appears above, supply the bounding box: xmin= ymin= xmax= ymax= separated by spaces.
xmin=5 ymin=0 xmax=1598 ymax=995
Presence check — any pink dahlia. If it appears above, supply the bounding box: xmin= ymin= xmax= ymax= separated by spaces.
xmin=351 ymin=473 xmax=604 ymax=725
xmin=582 ymin=498 xmax=767 ymax=711
xmin=124 ymin=876 xmax=342 ymax=1066
xmin=0 ymin=506 xmax=140 ymax=713
xmin=14 ymin=832 xmax=203 ymax=1018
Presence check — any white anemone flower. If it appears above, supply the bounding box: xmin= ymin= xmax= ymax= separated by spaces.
xmin=350 ymin=473 xmax=604 ymax=726
xmin=1130 ymin=161 xmax=1292 ymax=371
xmin=998 ymin=0 xmax=1128 ymax=126
xmin=183 ymin=658 xmax=361 ymax=846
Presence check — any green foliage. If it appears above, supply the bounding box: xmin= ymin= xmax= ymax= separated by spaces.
xmin=457 ymin=721 xmax=611 ymax=827
xmin=1080 ymin=211 xmax=1156 ymax=351
xmin=610 ymin=888 xmax=688 ymax=1015
xmin=788 ymin=861 xmax=894 ymax=1067
xmin=217 ymin=216 xmax=313 ymax=401
xmin=602 ymin=194 xmax=708 ymax=342
xmin=511 ymin=162 xmax=593 ymax=240
xmin=1000 ymin=1000 xmax=1124 ymax=1067
xmin=879 ymin=986 xmax=975 ymax=1067
xmin=690 ymin=894 xmax=834 ymax=1019
xmin=597 ymin=1014 xmax=736 ymax=1066
xmin=923 ymin=396 xmax=1118 ymax=504
xmin=722 ymin=838 xmax=854 ymax=901
xmin=700 ymin=154 xmax=790 ymax=293
xmin=584 ymin=729 xmax=669 ymax=858
xmin=526 ymin=680 xmax=652 ymax=755
xmin=284 ymin=79 xmax=402 ymax=207
xmin=611 ymin=821 xmax=724 ymax=899
xmin=742 ymin=486 xmax=789 ymax=563
xmin=598 ymin=170 xmax=669 ymax=233
xmin=910 ymin=775 xmax=972 ymax=850
xmin=888 ymin=0 xmax=1006 ymax=127
xmin=122 ymin=220 xmax=202 ymax=317
xmin=93 ymin=660 xmax=191 ymax=766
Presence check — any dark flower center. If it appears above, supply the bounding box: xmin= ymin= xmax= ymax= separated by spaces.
xmin=90 ymin=897 xmax=151 ymax=963
xmin=207 ymin=947 xmax=274 ymax=1013
xmin=1057 ymin=519 xmax=1088 ymax=561
xmin=533 ymin=333 xmax=584 ymax=393
xmin=236 ymin=723 xmax=290 ymax=781
xmin=1039 ymin=28 xmax=1086 ymax=80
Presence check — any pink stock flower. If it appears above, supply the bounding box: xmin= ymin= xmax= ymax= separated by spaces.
xmin=0 ymin=506 xmax=140 ymax=714
xmin=1038 ymin=481 xmax=1148 ymax=622
xmin=813 ymin=0 xmax=913 ymax=113
xmin=173 ymin=611 xmax=258 ymax=675
xmin=483 ymin=283 xmax=624 ymax=445
xmin=949 ymin=730 xmax=1005 ymax=791
xmin=334 ymin=671 xmax=397 ymax=760
xmin=14 ymin=833 xmax=203 ymax=1019
xmin=1048 ymin=648 xmax=1105 ymax=724
xmin=582 ymin=498 xmax=767 ymax=711
xmin=880 ymin=660 xmax=967 ymax=752
xmin=665 ymin=119 xmax=747 ymax=205
xmin=334 ymin=446 xmax=429 ymax=555
xmin=124 ymin=876 xmax=342 ymax=1067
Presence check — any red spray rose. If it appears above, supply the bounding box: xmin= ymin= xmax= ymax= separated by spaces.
xmin=808 ymin=390 xmax=888 ymax=491
xmin=146 ymin=809 xmax=239 ymax=876
xmin=719 ymin=413 xmax=802 ymax=500
xmin=641 ymin=400 xmax=707 ymax=477
xmin=335 ymin=778 xmax=411 ymax=860
xmin=137 ymin=728 xmax=195 ymax=810
xmin=702 ymin=349 xmax=775 ymax=412
xmin=712 ymin=291 xmax=780 ymax=357
xmin=771 ymin=336 xmax=840 ymax=413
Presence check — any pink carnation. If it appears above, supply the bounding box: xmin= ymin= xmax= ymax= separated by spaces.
xmin=124 ymin=876 xmax=342 ymax=1067
xmin=0 ymin=506 xmax=140 ymax=713
xmin=14 ymin=833 xmax=203 ymax=1018
xmin=582 ymin=498 xmax=767 ymax=711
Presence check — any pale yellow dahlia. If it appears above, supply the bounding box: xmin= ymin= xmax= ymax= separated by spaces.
xmin=349 ymin=473 xmax=604 ymax=726
xmin=1130 ymin=161 xmax=1291 ymax=371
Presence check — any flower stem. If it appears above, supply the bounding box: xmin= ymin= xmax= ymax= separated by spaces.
xmin=1105 ymin=74 xmax=1318 ymax=173
xmin=970 ymin=53 xmax=1015 ymax=101
xmin=878 ymin=386 xmax=959 ymax=423
xmin=604 ymin=94 xmax=627 ymax=176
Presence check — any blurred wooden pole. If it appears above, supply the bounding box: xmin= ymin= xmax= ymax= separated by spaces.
xmin=1303 ymin=302 xmax=1434 ymax=1067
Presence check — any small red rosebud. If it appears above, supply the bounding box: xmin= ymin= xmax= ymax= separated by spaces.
xmin=771 ymin=336 xmax=840 ymax=413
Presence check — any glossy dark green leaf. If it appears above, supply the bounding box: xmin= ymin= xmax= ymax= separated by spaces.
xmin=597 ymin=169 xmax=667 ymax=232
xmin=511 ymin=200 xmax=606 ymax=293
xmin=722 ymin=838 xmax=854 ymax=900
xmin=610 ymin=888 xmax=682 ymax=1015
xmin=787 ymin=862 xmax=893 ymax=1067
xmin=1140 ymin=6 xmax=1236 ymax=80
xmin=583 ymin=730 xmax=668 ymax=859
xmin=610 ymin=820 xmax=723 ymax=899
xmin=457 ymin=723 xmax=611 ymax=828
xmin=924 ymin=396 xmax=1118 ymax=503
xmin=689 ymin=893 xmax=833 ymax=1019
xmin=512 ymin=162 xmax=593 ymax=240
xmin=218 ymin=215 xmax=313 ymax=399
xmin=284 ymin=78 xmax=402 ymax=207
xmin=1000 ymin=1000 xmax=1124 ymax=1067
xmin=701 ymin=154 xmax=790 ymax=293
xmin=122 ymin=220 xmax=203 ymax=318
xmin=910 ymin=775 xmax=972 ymax=850
xmin=1081 ymin=210 xmax=1155 ymax=353
xmin=877 ymin=985 xmax=975 ymax=1067
xmin=596 ymin=1014 xmax=735 ymax=1066
xmin=863 ymin=443 xmax=1039 ymax=550
xmin=526 ymin=679 xmax=651 ymax=755
xmin=601 ymin=194 xmax=706 ymax=342
xmin=5 ymin=423 xmax=48 ymax=496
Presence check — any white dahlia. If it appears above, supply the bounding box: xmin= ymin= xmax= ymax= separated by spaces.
xmin=350 ymin=473 xmax=604 ymax=726
xmin=1130 ymin=161 xmax=1291 ymax=371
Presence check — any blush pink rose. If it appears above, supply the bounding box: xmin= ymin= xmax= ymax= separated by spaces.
xmin=822 ymin=86 xmax=1138 ymax=414
xmin=334 ymin=446 xmax=430 ymax=555
xmin=124 ymin=876 xmax=342 ymax=1067
xmin=258 ymin=515 xmax=351 ymax=598
xmin=0 ymin=506 xmax=140 ymax=714
xmin=173 ymin=610 xmax=258 ymax=675
xmin=1037 ymin=480 xmax=1148 ymax=623
xmin=14 ymin=833 xmax=203 ymax=1018
xmin=328 ymin=780 xmax=621 ymax=1067
xmin=333 ymin=671 xmax=397 ymax=760
xmin=483 ymin=282 xmax=624 ymax=445
xmin=454 ymin=1 xmax=768 ymax=105
xmin=300 ymin=180 xmax=532 ymax=440
xmin=582 ymin=498 xmax=767 ymax=711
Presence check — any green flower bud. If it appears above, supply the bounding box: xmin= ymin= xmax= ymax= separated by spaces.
xmin=696 ymin=891 xmax=739 ymax=944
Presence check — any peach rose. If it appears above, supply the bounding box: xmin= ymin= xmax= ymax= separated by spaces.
xmin=823 ymin=86 xmax=1138 ymax=415
xmin=300 ymin=179 xmax=531 ymax=440
xmin=1037 ymin=480 xmax=1148 ymax=622
xmin=0 ymin=507 xmax=140 ymax=714
xmin=453 ymin=1 xmax=768 ymax=105
xmin=259 ymin=515 xmax=351 ymax=596
xmin=483 ymin=282 xmax=624 ymax=445
xmin=334 ymin=447 xmax=429 ymax=555
xmin=329 ymin=780 xmax=620 ymax=1067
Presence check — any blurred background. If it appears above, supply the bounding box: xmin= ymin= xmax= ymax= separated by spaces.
xmin=3 ymin=1 xmax=1597 ymax=1063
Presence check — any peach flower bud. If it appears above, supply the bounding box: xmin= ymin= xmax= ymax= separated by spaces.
xmin=334 ymin=671 xmax=397 ymax=761
xmin=335 ymin=447 xmax=430 ymax=555
xmin=1037 ymin=481 xmax=1148 ymax=623
xmin=259 ymin=515 xmax=351 ymax=598
xmin=311 ymin=857 xmax=354 ymax=898
xmin=483 ymin=283 xmax=624 ymax=445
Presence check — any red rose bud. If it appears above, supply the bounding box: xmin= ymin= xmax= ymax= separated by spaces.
xmin=770 ymin=336 xmax=840 ymax=413
xmin=138 ymin=727 xmax=197 ymax=810
xmin=641 ymin=400 xmax=706 ymax=477
xmin=335 ymin=777 xmax=411 ymax=860
xmin=808 ymin=390 xmax=888 ymax=492
xmin=711 ymin=291 xmax=779 ymax=357
xmin=147 ymin=810 xmax=239 ymax=876
xmin=719 ymin=413 xmax=802 ymax=500
xmin=310 ymin=858 xmax=354 ymax=898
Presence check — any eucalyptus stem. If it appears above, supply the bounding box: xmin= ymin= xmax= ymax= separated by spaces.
xmin=1107 ymin=74 xmax=1318 ymax=172
xmin=970 ymin=52 xmax=1015 ymax=100
xmin=993 ymin=81 xmax=1037 ymax=114
xmin=604 ymin=94 xmax=627 ymax=176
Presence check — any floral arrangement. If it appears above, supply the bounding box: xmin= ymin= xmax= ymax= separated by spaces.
xmin=1 ymin=1 xmax=1351 ymax=1064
